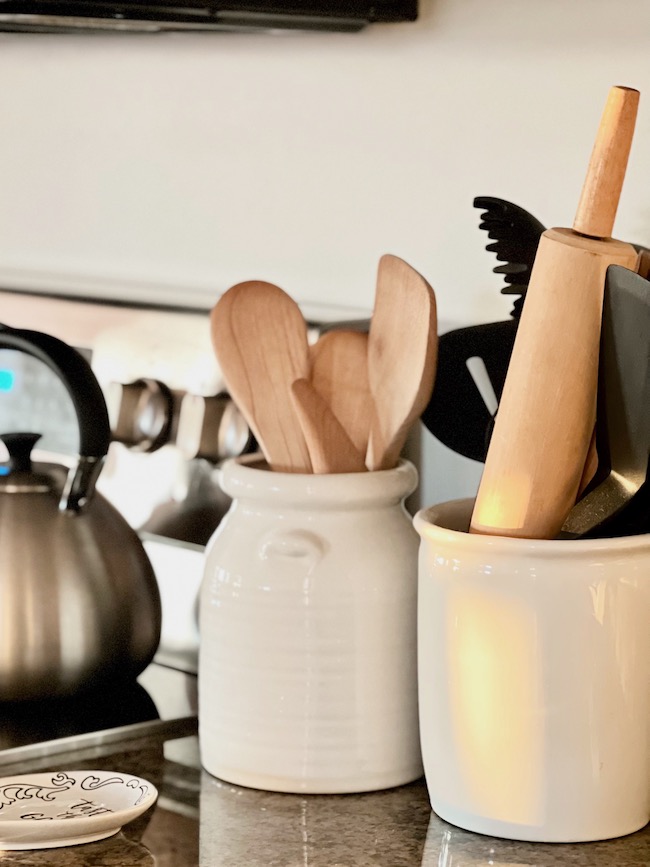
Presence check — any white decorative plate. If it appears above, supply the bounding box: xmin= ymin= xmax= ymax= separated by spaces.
xmin=0 ymin=770 xmax=158 ymax=850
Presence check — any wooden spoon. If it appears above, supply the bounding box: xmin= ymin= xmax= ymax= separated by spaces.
xmin=290 ymin=378 xmax=367 ymax=474
xmin=366 ymin=254 xmax=438 ymax=471
xmin=310 ymin=329 xmax=372 ymax=456
xmin=210 ymin=280 xmax=312 ymax=473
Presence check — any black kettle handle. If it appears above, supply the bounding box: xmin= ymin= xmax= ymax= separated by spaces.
xmin=0 ymin=325 xmax=111 ymax=459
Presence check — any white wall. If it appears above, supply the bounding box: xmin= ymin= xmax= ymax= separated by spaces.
xmin=1 ymin=0 xmax=649 ymax=504
xmin=1 ymin=0 xmax=650 ymax=320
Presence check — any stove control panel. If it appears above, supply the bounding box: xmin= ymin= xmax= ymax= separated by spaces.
xmin=107 ymin=378 xmax=177 ymax=452
xmin=176 ymin=392 xmax=252 ymax=462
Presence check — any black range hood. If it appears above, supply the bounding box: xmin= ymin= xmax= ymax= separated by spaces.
xmin=0 ymin=0 xmax=418 ymax=33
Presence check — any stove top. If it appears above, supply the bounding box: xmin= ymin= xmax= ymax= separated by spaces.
xmin=0 ymin=661 xmax=198 ymax=766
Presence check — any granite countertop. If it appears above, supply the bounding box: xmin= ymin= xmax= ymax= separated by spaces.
xmin=0 ymin=727 xmax=648 ymax=867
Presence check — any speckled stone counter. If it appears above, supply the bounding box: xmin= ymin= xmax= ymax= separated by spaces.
xmin=0 ymin=729 xmax=648 ymax=866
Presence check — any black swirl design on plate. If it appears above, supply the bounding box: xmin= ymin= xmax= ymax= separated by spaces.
xmin=0 ymin=773 xmax=75 ymax=812
xmin=80 ymin=775 xmax=150 ymax=806
xmin=80 ymin=775 xmax=125 ymax=790
xmin=19 ymin=812 xmax=54 ymax=820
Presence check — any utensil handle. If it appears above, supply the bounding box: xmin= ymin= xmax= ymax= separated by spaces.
xmin=290 ymin=378 xmax=367 ymax=474
xmin=573 ymin=85 xmax=639 ymax=239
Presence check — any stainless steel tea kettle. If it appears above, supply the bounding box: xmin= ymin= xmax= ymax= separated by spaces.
xmin=0 ymin=325 xmax=161 ymax=701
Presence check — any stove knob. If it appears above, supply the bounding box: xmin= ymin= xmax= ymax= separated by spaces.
xmin=176 ymin=393 xmax=252 ymax=462
xmin=106 ymin=378 xmax=174 ymax=452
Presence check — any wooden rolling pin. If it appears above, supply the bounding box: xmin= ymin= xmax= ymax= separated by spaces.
xmin=470 ymin=85 xmax=640 ymax=539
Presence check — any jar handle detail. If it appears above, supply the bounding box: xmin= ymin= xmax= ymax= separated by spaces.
xmin=258 ymin=529 xmax=327 ymax=568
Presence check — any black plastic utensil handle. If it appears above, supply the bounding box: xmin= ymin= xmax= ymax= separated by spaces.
xmin=0 ymin=324 xmax=111 ymax=459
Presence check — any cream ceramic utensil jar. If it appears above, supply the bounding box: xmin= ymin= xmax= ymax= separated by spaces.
xmin=199 ymin=454 xmax=423 ymax=793
xmin=415 ymin=498 xmax=650 ymax=843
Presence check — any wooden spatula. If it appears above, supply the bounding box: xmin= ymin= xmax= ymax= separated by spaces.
xmin=470 ymin=85 xmax=640 ymax=538
xmin=310 ymin=329 xmax=372 ymax=456
xmin=210 ymin=280 xmax=312 ymax=473
xmin=290 ymin=378 xmax=367 ymax=474
xmin=366 ymin=254 xmax=438 ymax=471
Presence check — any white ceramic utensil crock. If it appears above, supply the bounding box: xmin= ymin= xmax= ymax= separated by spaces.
xmin=414 ymin=498 xmax=650 ymax=843
xmin=199 ymin=454 xmax=423 ymax=793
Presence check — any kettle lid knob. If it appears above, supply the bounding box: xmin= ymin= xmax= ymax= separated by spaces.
xmin=2 ymin=432 xmax=41 ymax=471
xmin=0 ymin=433 xmax=52 ymax=492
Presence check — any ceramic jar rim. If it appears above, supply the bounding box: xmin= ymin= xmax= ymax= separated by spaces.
xmin=219 ymin=453 xmax=418 ymax=506
xmin=414 ymin=497 xmax=650 ymax=557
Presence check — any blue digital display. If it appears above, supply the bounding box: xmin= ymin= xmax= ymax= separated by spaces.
xmin=0 ymin=369 xmax=15 ymax=392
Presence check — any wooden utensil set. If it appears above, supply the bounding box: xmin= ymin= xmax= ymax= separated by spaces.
xmin=210 ymin=84 xmax=646 ymax=539
xmin=210 ymin=253 xmax=438 ymax=475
